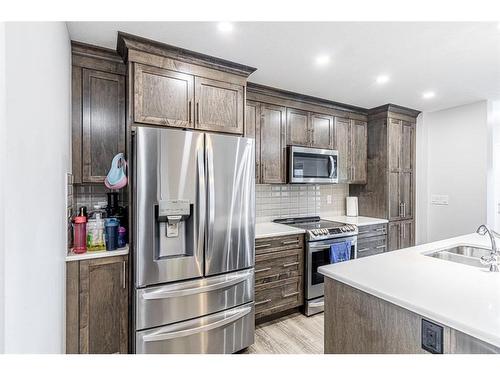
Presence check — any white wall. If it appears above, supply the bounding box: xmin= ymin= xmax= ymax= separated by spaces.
xmin=487 ymin=100 xmax=500 ymax=231
xmin=0 ymin=21 xmax=6 ymax=354
xmin=2 ymin=22 xmax=71 ymax=353
xmin=416 ymin=101 xmax=490 ymax=243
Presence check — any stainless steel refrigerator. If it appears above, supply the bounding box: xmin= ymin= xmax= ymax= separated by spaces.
xmin=132 ymin=127 xmax=255 ymax=354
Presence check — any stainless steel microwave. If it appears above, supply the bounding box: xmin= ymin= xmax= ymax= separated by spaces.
xmin=288 ymin=146 xmax=338 ymax=184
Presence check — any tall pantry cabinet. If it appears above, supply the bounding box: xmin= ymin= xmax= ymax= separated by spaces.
xmin=349 ymin=105 xmax=420 ymax=251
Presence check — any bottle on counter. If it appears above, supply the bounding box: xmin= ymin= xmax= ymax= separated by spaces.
xmin=73 ymin=216 xmax=87 ymax=254
xmin=87 ymin=205 xmax=106 ymax=251
xmin=118 ymin=226 xmax=127 ymax=248
xmin=105 ymin=218 xmax=119 ymax=251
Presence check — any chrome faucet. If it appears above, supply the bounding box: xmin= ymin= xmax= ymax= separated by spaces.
xmin=476 ymin=225 xmax=500 ymax=272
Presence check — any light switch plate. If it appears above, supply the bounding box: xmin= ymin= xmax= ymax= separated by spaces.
xmin=431 ymin=194 xmax=449 ymax=205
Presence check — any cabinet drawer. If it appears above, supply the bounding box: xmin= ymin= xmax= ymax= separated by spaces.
xmin=255 ymin=248 xmax=303 ymax=284
xmin=255 ymin=277 xmax=303 ymax=319
xmin=357 ymin=224 xmax=388 ymax=240
xmin=255 ymin=234 xmax=303 ymax=255
xmin=357 ymin=235 xmax=387 ymax=258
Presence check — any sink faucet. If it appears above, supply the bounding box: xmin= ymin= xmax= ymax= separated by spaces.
xmin=476 ymin=225 xmax=500 ymax=272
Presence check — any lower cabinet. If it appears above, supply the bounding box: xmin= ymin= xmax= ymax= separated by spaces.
xmin=388 ymin=220 xmax=414 ymax=251
xmin=66 ymin=255 xmax=129 ymax=354
xmin=254 ymin=234 xmax=304 ymax=320
xmin=356 ymin=223 xmax=388 ymax=258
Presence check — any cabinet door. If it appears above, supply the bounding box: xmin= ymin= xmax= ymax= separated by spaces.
xmin=311 ymin=113 xmax=334 ymax=149
xmin=388 ymin=118 xmax=402 ymax=172
xmin=245 ymin=101 xmax=261 ymax=183
xmin=388 ymin=222 xmax=400 ymax=251
xmin=334 ymin=117 xmax=351 ymax=183
xmin=194 ymin=77 xmax=244 ymax=134
xmin=82 ymin=69 xmax=126 ymax=183
xmin=400 ymin=172 xmax=413 ymax=219
xmin=388 ymin=172 xmax=401 ymax=220
xmin=400 ymin=220 xmax=414 ymax=249
xmin=350 ymin=120 xmax=367 ymax=183
xmin=401 ymin=121 xmax=414 ymax=172
xmin=260 ymin=104 xmax=286 ymax=183
xmin=79 ymin=256 xmax=128 ymax=354
xmin=134 ymin=63 xmax=194 ymax=128
xmin=286 ymin=108 xmax=310 ymax=146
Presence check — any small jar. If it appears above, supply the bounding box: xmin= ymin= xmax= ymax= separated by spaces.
xmin=118 ymin=226 xmax=127 ymax=248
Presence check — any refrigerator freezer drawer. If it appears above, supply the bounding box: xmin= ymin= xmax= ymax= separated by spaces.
xmin=136 ymin=302 xmax=255 ymax=354
xmin=136 ymin=269 xmax=254 ymax=330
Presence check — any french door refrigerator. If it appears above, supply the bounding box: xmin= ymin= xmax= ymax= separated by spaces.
xmin=133 ymin=127 xmax=255 ymax=354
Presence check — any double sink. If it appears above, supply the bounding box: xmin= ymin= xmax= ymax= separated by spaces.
xmin=426 ymin=245 xmax=491 ymax=269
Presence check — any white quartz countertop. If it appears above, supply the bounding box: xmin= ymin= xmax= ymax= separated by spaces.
xmin=323 ymin=215 xmax=388 ymax=226
xmin=318 ymin=233 xmax=500 ymax=348
xmin=66 ymin=245 xmax=129 ymax=262
xmin=255 ymin=222 xmax=305 ymax=239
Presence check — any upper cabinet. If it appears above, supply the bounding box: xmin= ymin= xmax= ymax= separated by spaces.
xmin=133 ymin=63 xmax=194 ymax=128
xmin=195 ymin=77 xmax=244 ymax=134
xmin=118 ymin=33 xmax=256 ymax=135
xmin=72 ymin=42 xmax=127 ymax=184
xmin=245 ymin=100 xmax=261 ymax=183
xmin=334 ymin=117 xmax=367 ymax=184
xmin=286 ymin=109 xmax=334 ymax=149
xmin=260 ymin=104 xmax=287 ymax=184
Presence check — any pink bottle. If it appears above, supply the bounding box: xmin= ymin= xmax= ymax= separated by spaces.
xmin=73 ymin=216 xmax=87 ymax=254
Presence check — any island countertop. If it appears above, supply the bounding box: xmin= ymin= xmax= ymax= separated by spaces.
xmin=318 ymin=233 xmax=500 ymax=348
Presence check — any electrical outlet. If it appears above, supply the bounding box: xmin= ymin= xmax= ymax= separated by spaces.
xmin=431 ymin=194 xmax=449 ymax=205
xmin=421 ymin=319 xmax=443 ymax=354
xmin=327 ymin=195 xmax=332 ymax=204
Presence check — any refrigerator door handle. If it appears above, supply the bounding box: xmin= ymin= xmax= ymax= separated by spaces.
xmin=141 ymin=271 xmax=252 ymax=300
xmin=197 ymin=136 xmax=206 ymax=267
xmin=206 ymin=136 xmax=215 ymax=264
xmin=142 ymin=306 xmax=252 ymax=342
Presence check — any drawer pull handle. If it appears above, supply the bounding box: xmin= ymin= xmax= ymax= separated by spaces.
xmin=376 ymin=245 xmax=386 ymax=249
xmin=255 ymin=243 xmax=271 ymax=249
xmin=255 ymin=299 xmax=271 ymax=306
xmin=255 ymin=267 xmax=271 ymax=273
xmin=282 ymin=291 xmax=299 ymax=298
xmin=358 ymin=247 xmax=370 ymax=252
xmin=281 ymin=240 xmax=299 ymax=245
xmin=283 ymin=262 xmax=299 ymax=268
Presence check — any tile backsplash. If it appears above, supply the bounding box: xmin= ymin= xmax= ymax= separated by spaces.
xmin=256 ymin=184 xmax=348 ymax=223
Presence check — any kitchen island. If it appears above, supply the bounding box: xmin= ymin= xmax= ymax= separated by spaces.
xmin=318 ymin=233 xmax=500 ymax=354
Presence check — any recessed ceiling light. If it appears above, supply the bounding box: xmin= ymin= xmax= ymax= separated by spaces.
xmin=217 ymin=22 xmax=234 ymax=33
xmin=376 ymin=75 xmax=390 ymax=84
xmin=315 ymin=54 xmax=331 ymax=66
xmin=422 ymin=91 xmax=436 ymax=99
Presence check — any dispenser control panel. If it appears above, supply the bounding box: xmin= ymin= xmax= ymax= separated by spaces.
xmin=157 ymin=199 xmax=190 ymax=238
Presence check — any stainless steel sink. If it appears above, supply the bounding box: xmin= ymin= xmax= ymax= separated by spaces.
xmin=426 ymin=245 xmax=492 ymax=268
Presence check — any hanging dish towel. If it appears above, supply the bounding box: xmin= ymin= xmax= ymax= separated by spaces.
xmin=329 ymin=241 xmax=352 ymax=264
xmin=105 ymin=153 xmax=128 ymax=190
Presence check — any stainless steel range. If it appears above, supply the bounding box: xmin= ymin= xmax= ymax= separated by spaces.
xmin=274 ymin=216 xmax=357 ymax=316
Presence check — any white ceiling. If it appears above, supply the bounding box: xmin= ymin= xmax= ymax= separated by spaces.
xmin=66 ymin=22 xmax=500 ymax=112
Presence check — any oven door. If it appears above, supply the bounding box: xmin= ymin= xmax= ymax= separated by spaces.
xmin=289 ymin=146 xmax=338 ymax=184
xmin=306 ymin=236 xmax=357 ymax=300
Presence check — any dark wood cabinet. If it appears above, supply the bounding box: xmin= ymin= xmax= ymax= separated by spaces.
xmin=356 ymin=223 xmax=388 ymax=258
xmin=245 ymin=100 xmax=261 ymax=183
xmin=260 ymin=104 xmax=287 ymax=184
xmin=194 ymin=76 xmax=244 ymax=134
xmin=133 ymin=63 xmax=194 ymax=128
xmin=350 ymin=105 xmax=419 ymax=251
xmin=66 ymin=255 xmax=129 ymax=354
xmin=311 ymin=113 xmax=334 ymax=149
xmin=286 ymin=108 xmax=310 ymax=146
xmin=81 ymin=69 xmax=126 ymax=183
xmin=254 ymin=234 xmax=304 ymax=320
xmin=350 ymin=119 xmax=368 ymax=183
xmin=72 ymin=43 xmax=126 ymax=184
xmin=334 ymin=117 xmax=367 ymax=184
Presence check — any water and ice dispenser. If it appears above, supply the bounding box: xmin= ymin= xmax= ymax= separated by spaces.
xmin=155 ymin=199 xmax=194 ymax=258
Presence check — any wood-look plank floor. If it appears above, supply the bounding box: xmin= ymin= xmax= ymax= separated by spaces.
xmin=243 ymin=312 xmax=324 ymax=354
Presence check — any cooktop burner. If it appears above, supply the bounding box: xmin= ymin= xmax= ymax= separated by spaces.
xmin=273 ymin=216 xmax=358 ymax=241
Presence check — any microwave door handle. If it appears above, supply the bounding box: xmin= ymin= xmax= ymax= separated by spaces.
xmin=328 ymin=155 xmax=335 ymax=178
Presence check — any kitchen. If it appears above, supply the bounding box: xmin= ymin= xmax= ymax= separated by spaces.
xmin=1 ymin=11 xmax=500 ymax=368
